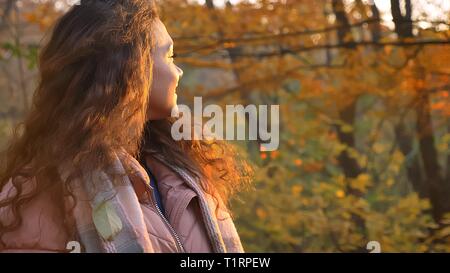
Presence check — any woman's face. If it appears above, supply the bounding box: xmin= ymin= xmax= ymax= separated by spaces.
xmin=147 ymin=19 xmax=184 ymax=120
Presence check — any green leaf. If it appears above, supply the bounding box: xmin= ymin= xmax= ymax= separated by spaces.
xmin=92 ymin=200 xmax=123 ymax=241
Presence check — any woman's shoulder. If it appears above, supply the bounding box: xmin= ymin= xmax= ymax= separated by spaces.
xmin=0 ymin=177 xmax=71 ymax=252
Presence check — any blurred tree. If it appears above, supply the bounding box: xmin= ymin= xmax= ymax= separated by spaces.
xmin=159 ymin=0 xmax=449 ymax=252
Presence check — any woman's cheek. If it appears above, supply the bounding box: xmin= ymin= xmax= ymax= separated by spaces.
xmin=147 ymin=59 xmax=180 ymax=119
xmin=160 ymin=64 xmax=179 ymax=112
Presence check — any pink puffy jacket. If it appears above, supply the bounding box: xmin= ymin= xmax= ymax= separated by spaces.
xmin=0 ymin=155 xmax=244 ymax=253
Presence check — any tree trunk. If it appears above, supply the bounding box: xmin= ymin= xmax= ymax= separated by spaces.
xmin=331 ymin=0 xmax=367 ymax=247
xmin=390 ymin=0 xmax=413 ymax=38
xmin=390 ymin=0 xmax=450 ymax=222
xmin=415 ymin=86 xmax=450 ymax=220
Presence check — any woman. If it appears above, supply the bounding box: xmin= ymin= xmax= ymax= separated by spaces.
xmin=0 ymin=0 xmax=251 ymax=253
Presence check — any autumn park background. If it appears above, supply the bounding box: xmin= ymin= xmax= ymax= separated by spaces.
xmin=0 ymin=0 xmax=449 ymax=252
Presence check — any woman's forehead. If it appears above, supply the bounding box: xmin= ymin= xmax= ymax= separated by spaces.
xmin=153 ymin=19 xmax=173 ymax=50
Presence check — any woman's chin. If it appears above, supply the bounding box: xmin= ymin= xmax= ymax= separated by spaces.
xmin=173 ymin=93 xmax=178 ymax=105
xmin=170 ymin=103 xmax=179 ymax=117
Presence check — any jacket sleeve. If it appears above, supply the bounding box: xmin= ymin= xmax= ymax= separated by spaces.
xmin=0 ymin=178 xmax=71 ymax=253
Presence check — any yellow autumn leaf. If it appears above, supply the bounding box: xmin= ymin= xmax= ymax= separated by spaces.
xmin=350 ymin=173 xmax=372 ymax=193
xmin=291 ymin=185 xmax=303 ymax=196
xmin=340 ymin=124 xmax=353 ymax=133
xmin=335 ymin=189 xmax=345 ymax=198
xmin=256 ymin=208 xmax=267 ymax=220
xmin=373 ymin=143 xmax=385 ymax=154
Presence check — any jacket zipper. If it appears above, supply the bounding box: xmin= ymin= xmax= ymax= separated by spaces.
xmin=145 ymin=184 xmax=186 ymax=253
